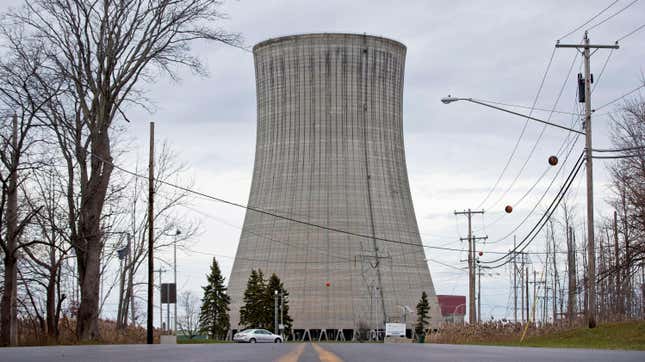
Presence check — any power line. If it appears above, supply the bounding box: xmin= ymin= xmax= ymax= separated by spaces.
xmin=616 ymin=23 xmax=645 ymax=42
xmin=591 ymin=49 xmax=614 ymax=94
xmin=92 ymin=152 xmax=518 ymax=255
xmin=427 ymin=258 xmax=467 ymax=273
xmin=486 ymin=130 xmax=582 ymax=244
xmin=558 ymin=0 xmax=620 ymax=40
xmin=484 ymin=51 xmax=581 ymax=213
xmin=476 ymin=85 xmax=584 ymax=233
xmin=594 ymin=83 xmax=645 ymax=110
xmin=481 ymin=151 xmax=585 ymax=266
xmin=587 ymin=0 xmax=641 ymax=32
xmin=592 ymin=145 xmax=645 ymax=152
xmin=592 ymin=154 xmax=642 ymax=159
xmin=475 ymin=47 xmax=558 ymax=210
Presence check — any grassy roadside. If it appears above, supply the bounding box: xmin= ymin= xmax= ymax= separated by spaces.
xmin=471 ymin=321 xmax=645 ymax=350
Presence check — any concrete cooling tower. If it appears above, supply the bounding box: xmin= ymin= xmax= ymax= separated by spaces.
xmin=227 ymin=33 xmax=441 ymax=340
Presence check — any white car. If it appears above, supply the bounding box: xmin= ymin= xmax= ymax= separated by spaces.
xmin=233 ymin=329 xmax=283 ymax=343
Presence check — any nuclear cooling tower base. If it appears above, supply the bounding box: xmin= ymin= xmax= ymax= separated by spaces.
xmin=229 ymin=327 xmax=428 ymax=342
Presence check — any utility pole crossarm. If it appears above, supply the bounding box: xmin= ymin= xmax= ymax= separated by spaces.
xmin=555 ymin=42 xmax=619 ymax=49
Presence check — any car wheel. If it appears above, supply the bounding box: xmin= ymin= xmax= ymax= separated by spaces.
xmin=249 ymin=338 xmax=256 ymax=343
xmin=274 ymin=338 xmax=282 ymax=343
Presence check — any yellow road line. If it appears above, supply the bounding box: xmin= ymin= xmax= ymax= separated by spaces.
xmin=311 ymin=343 xmax=344 ymax=362
xmin=275 ymin=343 xmax=306 ymax=362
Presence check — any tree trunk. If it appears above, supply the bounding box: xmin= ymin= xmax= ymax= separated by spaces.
xmin=75 ymin=127 xmax=113 ymax=340
xmin=46 ymin=272 xmax=57 ymax=341
xmin=567 ymin=227 xmax=577 ymax=324
xmin=0 ymin=254 xmax=18 ymax=346
xmin=0 ymin=115 xmax=19 ymax=347
xmin=76 ymin=238 xmax=102 ymax=340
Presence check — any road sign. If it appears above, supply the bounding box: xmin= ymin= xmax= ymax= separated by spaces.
xmin=161 ymin=283 xmax=176 ymax=303
xmin=385 ymin=323 xmax=406 ymax=337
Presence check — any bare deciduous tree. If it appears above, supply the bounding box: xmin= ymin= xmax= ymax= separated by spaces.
xmin=115 ymin=142 xmax=199 ymax=330
xmin=7 ymin=0 xmax=240 ymax=340
xmin=0 ymin=27 xmax=53 ymax=346
xmin=177 ymin=291 xmax=200 ymax=339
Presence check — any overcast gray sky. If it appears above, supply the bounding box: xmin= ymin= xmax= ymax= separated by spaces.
xmin=2 ymin=0 xmax=644 ymax=322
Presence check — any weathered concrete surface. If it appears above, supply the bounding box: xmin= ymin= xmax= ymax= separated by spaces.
xmin=227 ymin=33 xmax=441 ymax=332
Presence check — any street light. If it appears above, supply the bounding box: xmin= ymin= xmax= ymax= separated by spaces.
xmin=440 ymin=96 xmax=585 ymax=135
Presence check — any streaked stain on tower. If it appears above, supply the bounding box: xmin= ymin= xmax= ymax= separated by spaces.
xmin=227 ymin=33 xmax=441 ymax=339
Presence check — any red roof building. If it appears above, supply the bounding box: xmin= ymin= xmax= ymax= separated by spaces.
xmin=437 ymin=295 xmax=466 ymax=324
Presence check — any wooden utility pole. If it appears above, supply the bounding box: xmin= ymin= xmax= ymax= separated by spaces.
xmin=614 ymin=211 xmax=621 ymax=315
xmin=556 ymin=32 xmax=619 ymax=328
xmin=532 ymin=270 xmax=537 ymax=323
xmin=552 ymin=224 xmax=558 ymax=323
xmin=513 ymin=236 xmax=517 ymax=323
xmin=525 ymin=266 xmax=529 ymax=323
xmin=147 ymin=122 xmax=155 ymax=344
xmin=477 ymin=263 xmax=481 ymax=323
xmin=521 ymin=253 xmax=525 ymax=322
xmin=455 ymin=209 xmax=485 ymax=324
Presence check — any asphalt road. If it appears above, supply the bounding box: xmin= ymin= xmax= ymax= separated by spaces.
xmin=0 ymin=342 xmax=643 ymax=362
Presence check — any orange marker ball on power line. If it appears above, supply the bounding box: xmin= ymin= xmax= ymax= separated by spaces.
xmin=548 ymin=155 xmax=558 ymax=166
xmin=505 ymin=205 xmax=513 ymax=214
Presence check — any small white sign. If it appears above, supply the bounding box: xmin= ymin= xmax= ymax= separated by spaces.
xmin=385 ymin=323 xmax=406 ymax=337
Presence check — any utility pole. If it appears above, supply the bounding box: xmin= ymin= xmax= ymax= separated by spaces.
xmin=477 ymin=262 xmax=481 ymax=323
xmin=460 ymin=235 xmax=488 ymax=324
xmin=525 ymin=266 xmax=529 ymax=323
xmin=147 ymin=122 xmax=155 ymax=344
xmin=274 ymin=290 xmax=279 ymax=334
xmin=513 ymin=236 xmax=517 ymax=323
xmin=552 ymin=226 xmax=558 ymax=324
xmin=173 ymin=229 xmax=180 ymax=333
xmin=156 ymin=268 xmax=166 ymax=332
xmin=533 ymin=269 xmax=537 ymax=323
xmin=556 ymin=32 xmax=619 ymax=328
xmin=455 ymin=209 xmax=485 ymax=324
xmin=521 ymin=252 xmax=525 ymax=322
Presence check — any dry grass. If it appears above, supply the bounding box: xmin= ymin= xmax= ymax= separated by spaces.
xmin=428 ymin=320 xmax=645 ymax=350
xmin=428 ymin=321 xmax=562 ymax=345
xmin=16 ymin=317 xmax=163 ymax=346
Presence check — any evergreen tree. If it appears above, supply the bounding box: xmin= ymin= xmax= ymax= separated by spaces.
xmin=198 ymin=258 xmax=230 ymax=339
xmin=265 ymin=273 xmax=293 ymax=335
xmin=239 ymin=269 xmax=267 ymax=329
xmin=415 ymin=291 xmax=430 ymax=336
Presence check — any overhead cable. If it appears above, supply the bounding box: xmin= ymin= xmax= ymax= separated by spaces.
xmin=557 ymin=0 xmax=620 ymax=40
